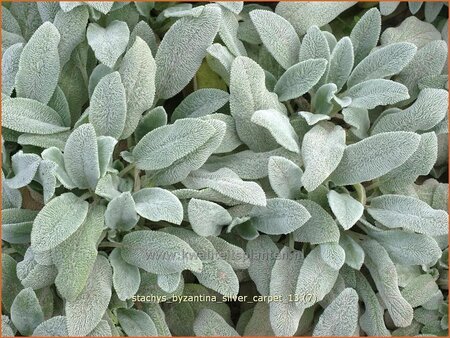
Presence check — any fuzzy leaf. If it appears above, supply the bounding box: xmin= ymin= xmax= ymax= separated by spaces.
xmin=247 ymin=235 xmax=279 ymax=295
xmin=368 ymin=229 xmax=442 ymax=266
xmin=2 ymin=98 xmax=69 ymax=134
xmin=372 ymin=88 xmax=448 ymax=134
xmin=105 ymin=192 xmax=139 ymax=231
xmin=274 ymin=59 xmax=328 ymax=101
xmin=379 ymin=132 xmax=438 ymax=192
xmin=200 ymin=113 xmax=242 ymax=154
xmin=251 ymin=109 xmax=299 ymax=153
xmin=16 ymin=248 xmax=57 ymax=290
xmin=183 ymin=168 xmax=267 ymax=206
xmin=171 ymin=88 xmax=229 ymax=121
xmin=319 ymin=242 xmax=345 ymax=270
xmin=327 ymin=37 xmax=354 ymax=91
xmin=132 ymin=118 xmax=216 ymax=171
xmin=339 ymin=233 xmax=365 ymax=270
xmin=275 ymin=2 xmax=356 ymax=36
xmin=250 ymin=198 xmax=311 ymax=235
xmin=327 ymin=190 xmax=363 ymax=230
xmin=121 ymin=230 xmax=202 ymax=274
xmin=350 ymin=8 xmax=381 ymax=64
xmin=396 ymin=40 xmax=447 ymax=98
xmin=250 ymin=9 xmax=300 ymax=69
xmin=269 ymin=247 xmax=304 ymax=336
xmin=230 ymin=56 xmax=285 ymax=151
xmin=381 ymin=16 xmax=441 ymax=49
xmin=41 ymin=147 xmax=75 ymax=189
xmin=90 ymin=71 xmax=127 ymax=139
xmin=88 ymin=64 xmax=113 ymax=98
xmin=401 ymin=274 xmax=440 ymax=308
xmin=298 ymin=25 xmax=330 ymax=65
xmin=53 ymin=6 xmax=89 ymax=67
xmin=117 ymin=308 xmax=157 ymax=336
xmin=52 ymin=205 xmax=105 ymax=301
xmin=313 ymin=288 xmax=359 ymax=336
xmin=2 ymin=208 xmax=38 ymax=244
xmin=367 ymin=194 xmax=448 ymax=236
xmin=355 ymin=270 xmax=390 ymax=336
xmin=330 ymin=131 xmax=421 ymax=185
xmin=295 ymin=246 xmax=339 ymax=309
xmin=157 ymin=273 xmax=182 ymax=293
xmin=361 ymin=239 xmax=413 ymax=327
xmin=149 ymin=120 xmax=226 ymax=186
xmin=48 ymin=86 xmax=71 ymax=127
xmin=218 ymin=6 xmax=247 ymax=57
xmin=301 ymin=122 xmax=346 ymax=192
xmin=207 ymin=236 xmax=250 ymax=270
xmin=345 ymin=79 xmax=410 ymax=109
xmin=424 ymin=2 xmax=443 ymax=22
xmin=2 ymin=43 xmax=23 ymax=96
xmin=65 ymin=255 xmax=112 ymax=336
xmin=155 ymin=5 xmax=221 ymax=99
xmin=379 ymin=2 xmax=399 ymax=16
xmin=129 ymin=20 xmax=157 ymax=56
xmin=194 ymin=309 xmax=239 ymax=336
xmin=2 ymin=254 xmax=23 ymax=313
xmin=32 ymin=316 xmax=68 ymax=336
xmin=133 ymin=188 xmax=183 ymax=225
xmin=204 ymin=148 xmax=299 ymax=180
xmin=194 ymin=259 xmax=239 ymax=296
xmin=134 ymin=106 xmax=168 ymax=142
xmin=87 ymin=20 xmax=129 ymax=68
xmin=160 ymin=227 xmax=218 ymax=266
xmin=31 ymin=192 xmax=88 ymax=253
xmin=97 ymin=136 xmax=117 ymax=177
xmin=15 ymin=22 xmax=60 ymax=104
xmin=17 ymin=131 xmax=70 ymax=152
xmin=206 ymin=43 xmax=234 ymax=84
xmin=64 ymin=123 xmax=100 ymax=189
xmin=293 ymin=200 xmax=340 ymax=244
xmin=2 ymin=6 xmax=22 ymax=35
xmin=118 ymin=37 xmax=156 ymax=139
xmin=188 ymin=198 xmax=232 ymax=237
xmin=348 ymin=42 xmax=416 ymax=87
xmin=4 ymin=151 xmax=41 ymax=189
xmin=268 ymin=156 xmax=303 ymax=199
xmin=11 ymin=288 xmax=44 ymax=336
xmin=110 ymin=248 xmax=141 ymax=301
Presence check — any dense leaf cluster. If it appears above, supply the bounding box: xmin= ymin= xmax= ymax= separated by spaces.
xmin=1 ymin=1 xmax=449 ymax=336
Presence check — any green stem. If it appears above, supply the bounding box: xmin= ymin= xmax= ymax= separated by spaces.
xmin=353 ymin=183 xmax=366 ymax=205
xmin=80 ymin=191 xmax=94 ymax=201
xmin=193 ymin=74 xmax=198 ymax=91
xmin=98 ymin=241 xmax=123 ymax=248
xmin=133 ymin=166 xmax=141 ymax=192
xmin=365 ymin=180 xmax=379 ymax=192
xmin=286 ymin=101 xmax=295 ymax=115
xmin=289 ymin=233 xmax=295 ymax=250
xmin=119 ymin=163 xmax=135 ymax=178
xmin=347 ymin=230 xmax=368 ymax=241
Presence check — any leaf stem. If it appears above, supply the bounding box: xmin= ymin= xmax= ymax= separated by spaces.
xmin=353 ymin=183 xmax=366 ymax=205
xmin=119 ymin=163 xmax=135 ymax=177
xmin=286 ymin=101 xmax=295 ymax=115
xmin=133 ymin=166 xmax=141 ymax=192
xmin=80 ymin=191 xmax=94 ymax=201
xmin=289 ymin=233 xmax=295 ymax=250
xmin=365 ymin=180 xmax=379 ymax=192
xmin=98 ymin=241 xmax=123 ymax=248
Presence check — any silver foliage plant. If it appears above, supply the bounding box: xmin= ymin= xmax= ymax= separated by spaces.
xmin=1 ymin=1 xmax=449 ymax=337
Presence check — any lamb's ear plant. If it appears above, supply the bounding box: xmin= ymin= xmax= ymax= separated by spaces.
xmin=1 ymin=1 xmax=448 ymax=337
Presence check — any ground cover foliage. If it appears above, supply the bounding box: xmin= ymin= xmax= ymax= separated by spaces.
xmin=1 ymin=1 xmax=449 ymax=336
